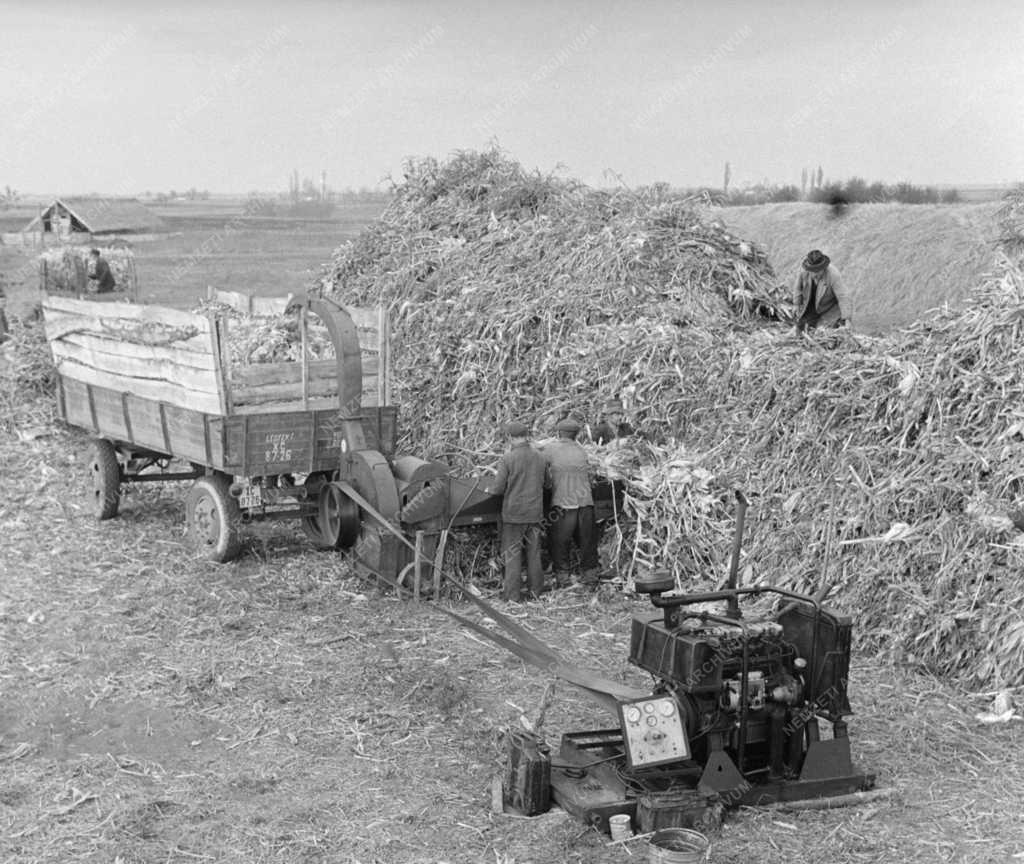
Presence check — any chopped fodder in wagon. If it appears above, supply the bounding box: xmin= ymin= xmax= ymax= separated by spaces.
xmin=193 ymin=298 xmax=336 ymax=365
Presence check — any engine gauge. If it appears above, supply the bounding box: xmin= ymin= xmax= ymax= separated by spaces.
xmin=618 ymin=697 xmax=691 ymax=769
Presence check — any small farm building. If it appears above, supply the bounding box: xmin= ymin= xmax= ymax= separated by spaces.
xmin=23 ymin=197 xmax=164 ymax=239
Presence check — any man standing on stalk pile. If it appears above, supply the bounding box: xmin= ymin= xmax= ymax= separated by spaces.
xmin=486 ymin=421 xmax=548 ymax=602
xmin=793 ymin=249 xmax=846 ymax=332
xmin=544 ymin=418 xmax=600 ymax=588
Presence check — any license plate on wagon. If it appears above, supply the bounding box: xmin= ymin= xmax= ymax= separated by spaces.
xmin=238 ymin=483 xmax=264 ymax=509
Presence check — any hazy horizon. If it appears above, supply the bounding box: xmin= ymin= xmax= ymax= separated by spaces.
xmin=3 ymin=0 xmax=1022 ymax=196
xmin=8 ymin=180 xmax=1016 ymax=201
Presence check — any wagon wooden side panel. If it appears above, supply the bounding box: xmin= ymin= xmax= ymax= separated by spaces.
xmin=218 ymin=406 xmax=398 ymax=475
xmin=44 ymin=293 xmax=394 ymax=471
xmin=44 ymin=296 xmax=226 ymax=416
xmin=207 ymin=288 xmax=390 ymax=415
xmin=56 ymin=377 xmax=226 ymax=467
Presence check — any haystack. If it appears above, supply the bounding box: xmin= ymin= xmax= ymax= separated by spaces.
xmin=321 ymin=150 xmax=1024 ymax=688
xmin=717 ymin=201 xmax=1002 ymax=333
xmin=38 ymin=245 xmax=136 ymax=295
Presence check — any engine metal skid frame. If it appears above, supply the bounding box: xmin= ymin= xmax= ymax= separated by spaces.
xmin=551 ymin=581 xmax=875 ymax=832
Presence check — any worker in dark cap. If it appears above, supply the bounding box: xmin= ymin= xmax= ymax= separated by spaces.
xmin=593 ymin=398 xmax=635 ymax=445
xmin=543 ymin=417 xmax=599 ymax=587
xmin=486 ymin=421 xmax=548 ymax=601
xmin=793 ymin=249 xmax=846 ymax=332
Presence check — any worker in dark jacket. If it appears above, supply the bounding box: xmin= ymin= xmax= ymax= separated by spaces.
xmin=593 ymin=399 xmax=634 ymax=445
xmin=793 ymin=249 xmax=846 ymax=332
xmin=543 ymin=417 xmax=599 ymax=587
xmin=487 ymin=421 xmax=548 ymax=601
xmin=87 ymin=249 xmax=116 ymax=294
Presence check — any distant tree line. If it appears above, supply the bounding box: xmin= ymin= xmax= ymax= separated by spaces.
xmin=708 ymin=171 xmax=961 ymax=207
xmin=148 ymin=187 xmax=211 ymax=204
xmin=236 ymin=184 xmax=391 ymax=220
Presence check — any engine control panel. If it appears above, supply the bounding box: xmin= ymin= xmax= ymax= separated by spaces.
xmin=617 ymin=695 xmax=690 ymax=769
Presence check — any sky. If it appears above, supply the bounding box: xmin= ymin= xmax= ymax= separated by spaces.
xmin=2 ymin=0 xmax=1022 ymax=195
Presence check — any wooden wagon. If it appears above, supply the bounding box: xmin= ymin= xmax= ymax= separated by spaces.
xmin=43 ymin=290 xmax=397 ymax=563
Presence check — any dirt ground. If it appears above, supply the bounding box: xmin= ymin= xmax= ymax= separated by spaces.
xmin=2 ymin=428 xmax=1023 ymax=864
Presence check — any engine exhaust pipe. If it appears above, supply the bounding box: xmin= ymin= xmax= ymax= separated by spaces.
xmin=725 ymin=489 xmax=749 ymax=619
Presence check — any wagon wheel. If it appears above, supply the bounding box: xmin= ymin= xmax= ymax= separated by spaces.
xmin=89 ymin=438 xmax=122 ymax=520
xmin=185 ymin=474 xmax=242 ymax=563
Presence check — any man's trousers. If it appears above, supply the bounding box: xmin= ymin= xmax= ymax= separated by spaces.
xmin=501 ymin=521 xmax=544 ymax=600
xmin=548 ymin=505 xmax=598 ymax=576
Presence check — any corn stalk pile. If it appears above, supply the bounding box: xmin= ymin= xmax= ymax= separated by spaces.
xmin=318 ymin=149 xmax=1024 ymax=687
xmin=0 ymin=312 xmax=58 ymax=435
xmin=319 ymin=148 xmax=784 ymax=454
xmin=38 ymin=245 xmax=135 ymax=294
xmin=997 ymin=183 xmax=1024 ymax=253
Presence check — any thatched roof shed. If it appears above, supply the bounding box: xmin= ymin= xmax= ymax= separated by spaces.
xmin=24 ymin=197 xmax=164 ymax=236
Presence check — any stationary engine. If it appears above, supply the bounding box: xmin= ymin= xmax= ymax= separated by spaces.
xmin=548 ymin=492 xmax=874 ymax=833
xmin=627 ymin=571 xmax=860 ymax=797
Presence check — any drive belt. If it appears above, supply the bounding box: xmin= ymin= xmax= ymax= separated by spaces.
xmin=336 ymin=481 xmax=646 ymax=717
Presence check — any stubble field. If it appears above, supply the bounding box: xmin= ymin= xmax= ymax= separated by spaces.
xmin=1 ymin=433 xmax=1022 ymax=863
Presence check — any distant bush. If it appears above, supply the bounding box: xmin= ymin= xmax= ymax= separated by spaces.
xmin=807 ymin=178 xmax=958 ymax=205
xmin=718 ymin=177 xmax=963 ymax=206
xmin=723 ymin=183 xmax=800 ymax=205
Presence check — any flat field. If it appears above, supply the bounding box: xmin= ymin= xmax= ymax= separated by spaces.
xmin=0 ymin=199 xmax=386 ymax=316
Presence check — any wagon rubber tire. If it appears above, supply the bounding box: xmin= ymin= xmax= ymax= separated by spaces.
xmin=90 ymin=438 xmax=121 ymax=520
xmin=186 ymin=475 xmax=243 ymax=563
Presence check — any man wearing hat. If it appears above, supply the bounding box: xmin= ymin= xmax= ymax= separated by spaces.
xmin=594 ymin=398 xmax=635 ymax=446
xmin=793 ymin=249 xmax=847 ymax=332
xmin=486 ymin=421 xmax=548 ymax=601
xmin=544 ymin=417 xmax=599 ymax=587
